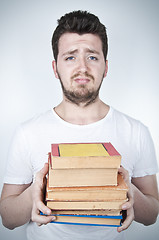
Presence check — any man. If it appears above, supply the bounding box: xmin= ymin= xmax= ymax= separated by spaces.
xmin=0 ymin=10 xmax=159 ymax=240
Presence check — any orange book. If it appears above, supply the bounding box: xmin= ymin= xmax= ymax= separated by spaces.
xmin=51 ymin=214 xmax=122 ymax=226
xmin=46 ymin=174 xmax=128 ymax=201
xmin=46 ymin=199 xmax=127 ymax=210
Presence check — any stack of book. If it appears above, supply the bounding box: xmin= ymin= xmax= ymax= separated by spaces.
xmin=45 ymin=143 xmax=128 ymax=227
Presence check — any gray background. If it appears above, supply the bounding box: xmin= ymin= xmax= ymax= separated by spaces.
xmin=0 ymin=0 xmax=159 ymax=239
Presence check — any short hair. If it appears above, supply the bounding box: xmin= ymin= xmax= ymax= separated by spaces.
xmin=52 ymin=10 xmax=108 ymax=62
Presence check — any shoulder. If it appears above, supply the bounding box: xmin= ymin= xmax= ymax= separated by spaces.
xmin=110 ymin=107 xmax=152 ymax=152
xmin=19 ymin=108 xmax=55 ymax=130
xmin=11 ymin=109 xmax=57 ymax=141
xmin=111 ymin=107 xmax=147 ymax=132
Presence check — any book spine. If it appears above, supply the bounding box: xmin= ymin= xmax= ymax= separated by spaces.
xmin=103 ymin=143 xmax=120 ymax=156
xmin=51 ymin=144 xmax=60 ymax=156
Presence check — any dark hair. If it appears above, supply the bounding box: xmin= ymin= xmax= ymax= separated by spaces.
xmin=52 ymin=10 xmax=108 ymax=62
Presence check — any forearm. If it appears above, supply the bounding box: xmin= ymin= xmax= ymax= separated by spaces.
xmin=0 ymin=185 xmax=33 ymax=229
xmin=132 ymin=183 xmax=159 ymax=225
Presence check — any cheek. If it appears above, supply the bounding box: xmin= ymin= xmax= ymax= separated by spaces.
xmin=56 ymin=65 xmax=66 ymax=79
xmin=95 ymin=67 xmax=105 ymax=79
xmin=57 ymin=68 xmax=73 ymax=87
xmin=98 ymin=65 xmax=106 ymax=79
xmin=57 ymin=63 xmax=72 ymax=77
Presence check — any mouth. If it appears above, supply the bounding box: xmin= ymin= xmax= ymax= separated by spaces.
xmin=74 ymin=78 xmax=90 ymax=84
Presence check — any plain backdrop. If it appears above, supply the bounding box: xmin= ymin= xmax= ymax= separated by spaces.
xmin=0 ymin=0 xmax=159 ymax=239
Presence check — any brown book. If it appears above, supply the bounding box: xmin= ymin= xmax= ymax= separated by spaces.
xmin=46 ymin=174 xmax=128 ymax=201
xmin=46 ymin=199 xmax=127 ymax=210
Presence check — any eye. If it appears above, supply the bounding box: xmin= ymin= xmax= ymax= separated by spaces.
xmin=65 ymin=56 xmax=75 ymax=61
xmin=88 ymin=56 xmax=98 ymax=61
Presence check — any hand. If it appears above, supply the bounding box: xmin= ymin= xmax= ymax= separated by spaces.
xmin=117 ymin=166 xmax=134 ymax=232
xmin=31 ymin=163 xmax=56 ymax=226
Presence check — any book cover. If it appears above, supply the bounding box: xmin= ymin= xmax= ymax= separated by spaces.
xmin=50 ymin=142 xmax=121 ymax=169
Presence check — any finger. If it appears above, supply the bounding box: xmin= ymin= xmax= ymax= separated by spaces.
xmin=33 ymin=213 xmax=56 ymax=226
xmin=32 ymin=203 xmax=56 ymax=225
xmin=36 ymin=200 xmax=52 ymax=216
xmin=117 ymin=208 xmax=134 ymax=232
xmin=118 ymin=166 xmax=126 ymax=174
xmin=37 ymin=223 xmax=42 ymax=226
xmin=122 ymin=199 xmax=133 ymax=211
xmin=118 ymin=166 xmax=129 ymax=182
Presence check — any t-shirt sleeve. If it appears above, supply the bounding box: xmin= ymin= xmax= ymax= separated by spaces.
xmin=132 ymin=123 xmax=159 ymax=178
xmin=3 ymin=125 xmax=33 ymax=184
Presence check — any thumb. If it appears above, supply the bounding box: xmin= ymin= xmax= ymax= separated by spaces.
xmin=40 ymin=162 xmax=49 ymax=176
xmin=35 ymin=163 xmax=49 ymax=184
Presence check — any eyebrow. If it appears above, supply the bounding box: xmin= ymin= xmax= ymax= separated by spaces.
xmin=62 ymin=48 xmax=100 ymax=56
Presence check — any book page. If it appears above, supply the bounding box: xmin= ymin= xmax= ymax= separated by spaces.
xmin=59 ymin=143 xmax=110 ymax=157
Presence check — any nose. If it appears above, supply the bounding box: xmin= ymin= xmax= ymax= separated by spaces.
xmin=77 ymin=56 xmax=88 ymax=73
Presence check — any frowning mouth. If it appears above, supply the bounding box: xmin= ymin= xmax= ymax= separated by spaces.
xmin=74 ymin=78 xmax=90 ymax=84
xmin=71 ymin=72 xmax=94 ymax=84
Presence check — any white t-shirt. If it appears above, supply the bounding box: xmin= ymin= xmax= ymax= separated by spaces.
xmin=4 ymin=107 xmax=158 ymax=240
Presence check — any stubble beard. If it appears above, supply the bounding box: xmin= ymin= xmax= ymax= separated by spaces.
xmin=58 ymin=73 xmax=104 ymax=107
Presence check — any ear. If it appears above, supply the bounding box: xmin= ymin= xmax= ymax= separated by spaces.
xmin=104 ymin=60 xmax=108 ymax=78
xmin=52 ymin=60 xmax=59 ymax=79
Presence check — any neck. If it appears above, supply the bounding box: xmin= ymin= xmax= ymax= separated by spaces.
xmin=54 ymin=97 xmax=110 ymax=125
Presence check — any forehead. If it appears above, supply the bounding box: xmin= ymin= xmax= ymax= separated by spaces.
xmin=58 ymin=33 xmax=103 ymax=54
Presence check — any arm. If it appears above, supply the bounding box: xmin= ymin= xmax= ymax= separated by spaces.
xmin=0 ymin=163 xmax=55 ymax=229
xmin=0 ymin=183 xmax=32 ymax=229
xmin=117 ymin=167 xmax=159 ymax=232
xmin=131 ymin=174 xmax=159 ymax=225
